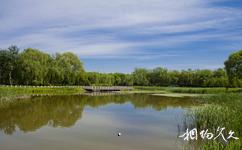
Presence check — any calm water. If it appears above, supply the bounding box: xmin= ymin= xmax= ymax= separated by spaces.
xmin=0 ymin=94 xmax=197 ymax=150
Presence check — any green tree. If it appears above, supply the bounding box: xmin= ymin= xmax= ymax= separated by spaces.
xmin=19 ymin=48 xmax=52 ymax=85
xmin=0 ymin=45 xmax=238 ymax=87
xmin=224 ymin=50 xmax=242 ymax=87
xmin=55 ymin=52 xmax=85 ymax=85
xmin=0 ymin=46 xmax=19 ymax=85
xmin=149 ymin=67 xmax=171 ymax=86
xmin=123 ymin=74 xmax=133 ymax=86
xmin=45 ymin=57 xmax=64 ymax=85
xmin=177 ymin=70 xmax=193 ymax=87
xmin=132 ymin=68 xmax=149 ymax=86
xmin=86 ymin=72 xmax=100 ymax=85
xmin=193 ymin=70 xmax=213 ymax=87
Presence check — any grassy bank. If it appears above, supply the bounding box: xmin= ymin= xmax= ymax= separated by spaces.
xmin=0 ymin=86 xmax=84 ymax=100
xmin=184 ymin=93 xmax=242 ymax=149
xmin=134 ymin=86 xmax=242 ymax=94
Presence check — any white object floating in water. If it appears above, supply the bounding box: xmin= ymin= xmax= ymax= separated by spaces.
xmin=117 ymin=132 xmax=122 ymax=136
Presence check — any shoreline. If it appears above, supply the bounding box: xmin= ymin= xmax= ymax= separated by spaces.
xmin=1 ymin=86 xmax=241 ymax=100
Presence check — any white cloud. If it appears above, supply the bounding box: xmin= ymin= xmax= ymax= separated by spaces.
xmin=0 ymin=0 xmax=242 ymax=58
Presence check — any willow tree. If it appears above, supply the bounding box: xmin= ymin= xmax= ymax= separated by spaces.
xmin=55 ymin=52 xmax=85 ymax=85
xmin=19 ymin=48 xmax=52 ymax=85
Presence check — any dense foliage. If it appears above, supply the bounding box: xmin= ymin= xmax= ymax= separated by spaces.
xmin=224 ymin=50 xmax=242 ymax=87
xmin=0 ymin=46 xmax=85 ymax=86
xmin=0 ymin=46 xmax=241 ymax=87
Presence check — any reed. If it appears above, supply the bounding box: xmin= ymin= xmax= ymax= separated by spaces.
xmin=183 ymin=93 xmax=242 ymax=149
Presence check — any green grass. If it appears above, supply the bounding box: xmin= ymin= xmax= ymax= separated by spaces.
xmin=134 ymin=86 xmax=242 ymax=94
xmin=200 ymin=140 xmax=242 ymax=150
xmin=183 ymin=93 xmax=242 ymax=150
xmin=0 ymin=86 xmax=84 ymax=100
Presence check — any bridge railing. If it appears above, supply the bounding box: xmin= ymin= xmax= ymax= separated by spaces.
xmin=82 ymin=86 xmax=133 ymax=92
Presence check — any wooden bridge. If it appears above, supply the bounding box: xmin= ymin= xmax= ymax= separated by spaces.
xmin=82 ymin=86 xmax=133 ymax=92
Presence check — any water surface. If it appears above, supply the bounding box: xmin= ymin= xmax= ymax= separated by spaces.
xmin=0 ymin=94 xmax=197 ymax=150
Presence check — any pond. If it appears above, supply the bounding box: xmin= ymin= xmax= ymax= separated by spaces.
xmin=0 ymin=94 xmax=198 ymax=150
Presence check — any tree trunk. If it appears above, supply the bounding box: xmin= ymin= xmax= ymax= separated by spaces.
xmin=9 ymin=71 xmax=12 ymax=85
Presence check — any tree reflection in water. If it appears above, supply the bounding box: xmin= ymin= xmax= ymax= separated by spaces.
xmin=0 ymin=94 xmax=197 ymax=135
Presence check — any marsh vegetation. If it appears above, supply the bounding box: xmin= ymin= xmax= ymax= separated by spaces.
xmin=181 ymin=93 xmax=242 ymax=149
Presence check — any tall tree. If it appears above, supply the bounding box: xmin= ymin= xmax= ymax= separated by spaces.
xmin=19 ymin=48 xmax=52 ymax=85
xmin=55 ymin=52 xmax=85 ymax=85
xmin=132 ymin=68 xmax=149 ymax=86
xmin=149 ymin=67 xmax=170 ymax=86
xmin=0 ymin=46 xmax=19 ymax=85
xmin=0 ymin=45 xmax=239 ymax=87
xmin=224 ymin=50 xmax=242 ymax=87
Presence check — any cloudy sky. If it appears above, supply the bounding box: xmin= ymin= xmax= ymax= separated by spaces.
xmin=0 ymin=0 xmax=242 ymax=72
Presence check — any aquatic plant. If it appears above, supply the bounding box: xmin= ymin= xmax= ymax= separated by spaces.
xmin=183 ymin=93 xmax=242 ymax=149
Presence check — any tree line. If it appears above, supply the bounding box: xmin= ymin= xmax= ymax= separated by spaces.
xmin=0 ymin=46 xmax=241 ymax=87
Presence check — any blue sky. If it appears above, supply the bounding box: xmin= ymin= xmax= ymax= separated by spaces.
xmin=0 ymin=0 xmax=242 ymax=73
